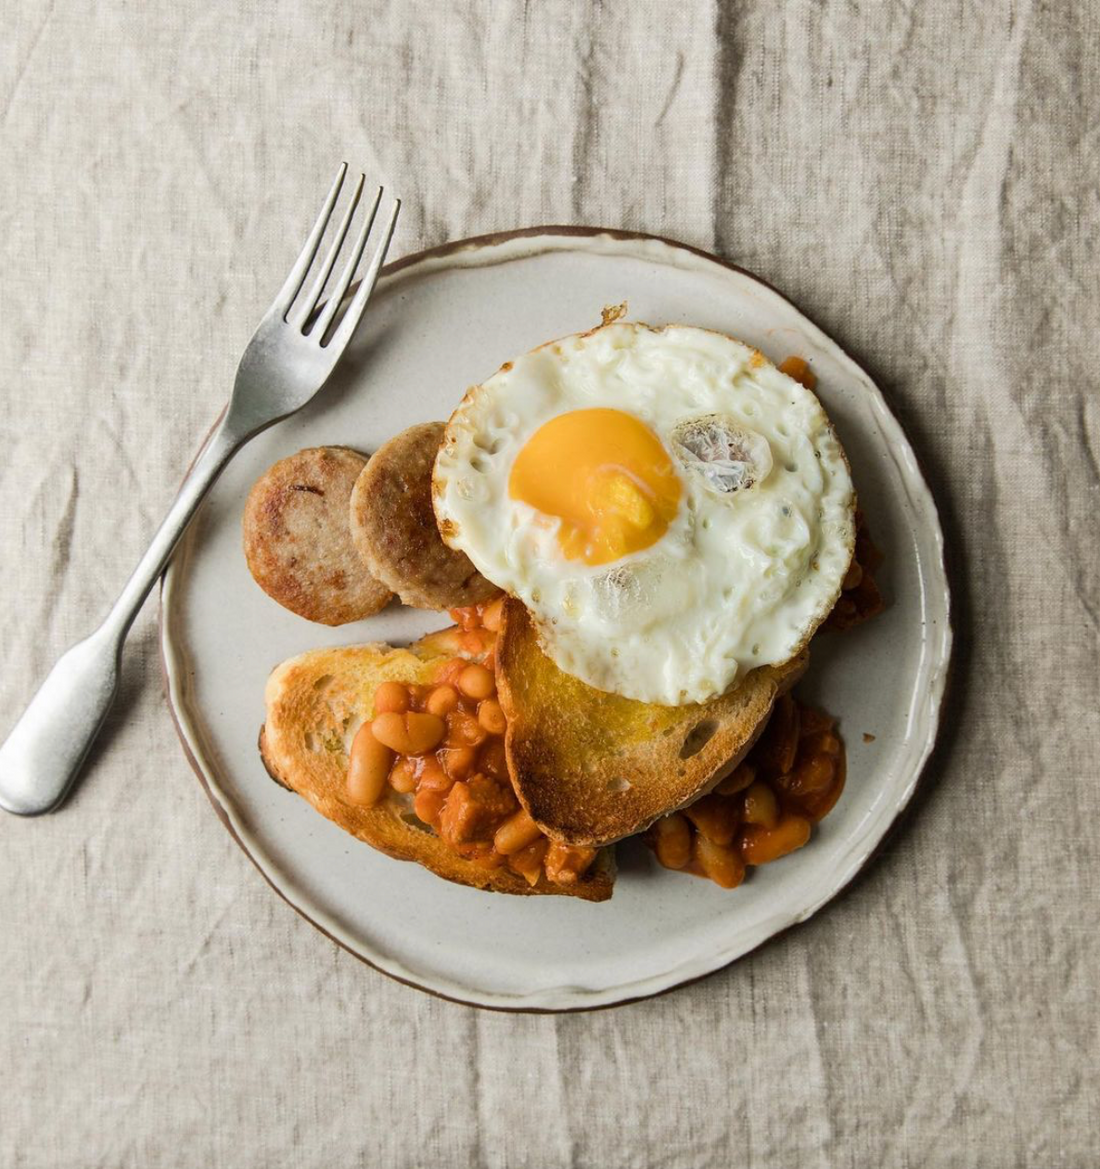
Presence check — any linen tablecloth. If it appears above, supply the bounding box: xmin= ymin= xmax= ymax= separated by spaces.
xmin=2 ymin=2 xmax=1097 ymax=1165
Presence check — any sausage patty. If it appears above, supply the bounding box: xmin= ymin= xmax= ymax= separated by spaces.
xmin=243 ymin=446 xmax=391 ymax=625
xmin=349 ymin=422 xmax=499 ymax=611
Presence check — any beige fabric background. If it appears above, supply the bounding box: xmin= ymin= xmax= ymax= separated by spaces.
xmin=2 ymin=1 xmax=1097 ymax=1165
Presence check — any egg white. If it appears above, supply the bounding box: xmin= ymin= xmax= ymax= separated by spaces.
xmin=433 ymin=322 xmax=856 ymax=705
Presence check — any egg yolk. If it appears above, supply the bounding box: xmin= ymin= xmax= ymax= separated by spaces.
xmin=508 ymin=408 xmax=682 ymax=566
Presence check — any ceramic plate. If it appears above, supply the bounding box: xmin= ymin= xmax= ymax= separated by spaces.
xmin=160 ymin=229 xmax=951 ymax=1011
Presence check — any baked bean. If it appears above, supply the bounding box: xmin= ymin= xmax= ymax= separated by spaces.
xmin=450 ymin=605 xmax=479 ymax=631
xmin=389 ymin=757 xmax=418 ymax=794
xmin=481 ymin=596 xmax=505 ymax=632
xmin=405 ymin=711 xmax=446 ymax=754
xmin=373 ymin=680 xmax=410 ymax=714
xmin=347 ymin=723 xmax=393 ymax=806
xmin=440 ymin=745 xmax=477 ymax=781
xmin=493 ymin=808 xmax=543 ymax=856
xmin=458 ymin=663 xmax=495 ymax=700
xmin=695 ymin=836 xmax=745 ymax=889
xmin=417 ymin=757 xmax=451 ymax=792
xmin=716 ymin=762 xmax=756 ymax=795
xmin=653 ymin=813 xmax=692 ymax=869
xmin=413 ymin=786 xmax=447 ymax=828
xmin=799 ymin=772 xmax=846 ymax=823
xmin=426 ymin=685 xmax=459 ymax=717
xmin=742 ymin=781 xmax=779 ymax=829
xmin=842 ymin=560 xmax=863 ymax=590
xmin=684 ymin=794 xmax=740 ymax=845
xmin=786 ymin=754 xmax=835 ymax=798
xmin=445 ymin=710 xmax=486 ymax=748
xmin=368 ymin=712 xmax=409 ymax=753
xmin=741 ymin=814 xmax=811 ymax=866
xmin=478 ymin=698 xmax=507 ymax=735
xmin=371 ymin=711 xmax=445 ymax=755
xmin=435 ymin=657 xmax=469 ymax=688
xmin=508 ymin=838 xmax=549 ymax=884
xmin=645 ymin=697 xmax=847 ymax=887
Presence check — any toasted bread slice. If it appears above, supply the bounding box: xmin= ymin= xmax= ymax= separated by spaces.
xmin=259 ymin=632 xmax=615 ymax=901
xmin=497 ymin=599 xmax=807 ymax=847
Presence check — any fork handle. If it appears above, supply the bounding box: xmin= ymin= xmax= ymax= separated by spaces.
xmin=0 ymin=417 xmax=243 ymax=815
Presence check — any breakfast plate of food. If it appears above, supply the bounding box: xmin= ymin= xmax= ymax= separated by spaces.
xmin=160 ymin=228 xmax=952 ymax=1010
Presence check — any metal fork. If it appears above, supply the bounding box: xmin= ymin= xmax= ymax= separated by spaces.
xmin=0 ymin=164 xmax=400 ymax=816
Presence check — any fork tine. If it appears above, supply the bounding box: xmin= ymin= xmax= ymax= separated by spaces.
xmin=312 ymin=185 xmax=383 ymax=342
xmin=289 ymin=172 xmax=366 ymax=331
xmin=324 ymin=198 xmax=400 ymax=351
xmin=274 ymin=163 xmax=347 ymax=320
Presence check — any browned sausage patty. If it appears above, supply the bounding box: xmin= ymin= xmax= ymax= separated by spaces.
xmin=349 ymin=422 xmax=499 ymax=610
xmin=243 ymin=446 xmax=391 ymax=625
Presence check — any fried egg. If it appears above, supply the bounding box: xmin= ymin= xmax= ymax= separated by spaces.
xmin=433 ymin=322 xmax=855 ymax=705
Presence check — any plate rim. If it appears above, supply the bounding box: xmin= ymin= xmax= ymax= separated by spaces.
xmin=159 ymin=225 xmax=954 ymax=1012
